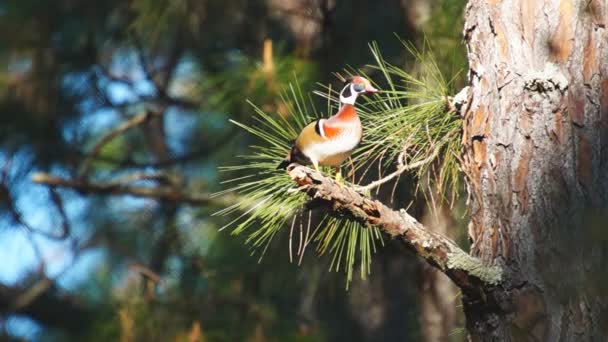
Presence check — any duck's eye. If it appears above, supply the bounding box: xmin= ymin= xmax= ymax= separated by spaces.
xmin=353 ymin=83 xmax=365 ymax=92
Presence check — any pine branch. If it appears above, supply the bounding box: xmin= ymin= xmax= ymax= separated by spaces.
xmin=286 ymin=164 xmax=502 ymax=294
xmin=31 ymin=173 xmax=235 ymax=206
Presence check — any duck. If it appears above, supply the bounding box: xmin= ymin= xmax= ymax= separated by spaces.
xmin=277 ymin=76 xmax=377 ymax=182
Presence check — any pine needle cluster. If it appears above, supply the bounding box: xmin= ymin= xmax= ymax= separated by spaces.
xmin=353 ymin=40 xmax=462 ymax=204
xmin=215 ymin=40 xmax=461 ymax=286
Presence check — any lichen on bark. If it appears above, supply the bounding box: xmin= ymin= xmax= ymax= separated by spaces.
xmin=446 ymin=248 xmax=502 ymax=285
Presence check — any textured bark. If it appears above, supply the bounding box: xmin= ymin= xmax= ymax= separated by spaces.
xmin=461 ymin=0 xmax=608 ymax=340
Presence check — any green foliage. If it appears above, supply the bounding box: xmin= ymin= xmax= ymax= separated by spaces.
xmin=311 ymin=39 xmax=462 ymax=204
xmin=200 ymin=48 xmax=317 ymax=122
xmin=129 ymin=0 xmax=209 ymax=45
xmin=356 ymin=39 xmax=462 ymax=203
xmin=422 ymin=0 xmax=469 ymax=83
xmin=219 ymin=40 xmax=462 ymax=287
xmin=216 ymin=79 xmax=383 ymax=287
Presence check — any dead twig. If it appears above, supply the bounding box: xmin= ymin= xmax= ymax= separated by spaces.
xmin=355 ymin=139 xmax=445 ymax=192
xmin=355 ymin=128 xmax=459 ymax=193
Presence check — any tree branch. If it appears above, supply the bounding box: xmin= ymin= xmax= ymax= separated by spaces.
xmin=0 ymin=282 xmax=96 ymax=332
xmin=78 ymin=111 xmax=159 ymax=177
xmin=286 ymin=165 xmax=502 ymax=295
xmin=31 ymin=173 xmax=234 ymax=206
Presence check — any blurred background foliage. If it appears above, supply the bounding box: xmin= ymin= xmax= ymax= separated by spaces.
xmin=0 ymin=0 xmax=469 ymax=341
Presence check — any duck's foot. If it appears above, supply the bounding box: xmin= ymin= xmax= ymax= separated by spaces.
xmin=334 ymin=169 xmax=344 ymax=186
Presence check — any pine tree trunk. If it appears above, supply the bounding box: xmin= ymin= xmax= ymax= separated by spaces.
xmin=461 ymin=0 xmax=608 ymax=340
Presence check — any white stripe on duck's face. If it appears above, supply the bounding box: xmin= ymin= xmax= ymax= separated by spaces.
xmin=340 ymin=83 xmax=360 ymax=105
xmin=339 ymin=79 xmax=369 ymax=105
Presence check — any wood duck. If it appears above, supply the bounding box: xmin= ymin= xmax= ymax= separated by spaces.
xmin=278 ymin=76 xmax=377 ymax=181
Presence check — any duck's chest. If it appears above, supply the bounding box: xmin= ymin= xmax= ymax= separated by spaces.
xmin=302 ymin=119 xmax=362 ymax=161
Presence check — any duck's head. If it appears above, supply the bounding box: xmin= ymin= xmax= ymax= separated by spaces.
xmin=340 ymin=76 xmax=378 ymax=105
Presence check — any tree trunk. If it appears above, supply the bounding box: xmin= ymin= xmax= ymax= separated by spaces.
xmin=461 ymin=0 xmax=608 ymax=340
